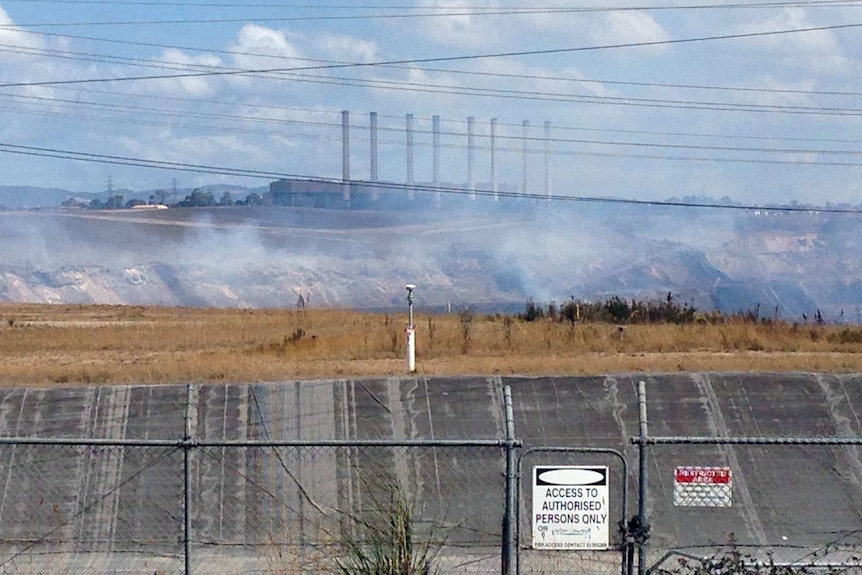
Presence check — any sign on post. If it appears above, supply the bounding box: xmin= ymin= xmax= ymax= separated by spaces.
xmin=673 ymin=466 xmax=732 ymax=507
xmin=532 ymin=465 xmax=609 ymax=550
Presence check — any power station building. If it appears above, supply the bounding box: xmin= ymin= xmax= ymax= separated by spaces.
xmin=267 ymin=111 xmax=554 ymax=212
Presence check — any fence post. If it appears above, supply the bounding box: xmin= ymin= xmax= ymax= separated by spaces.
xmin=184 ymin=383 xmax=194 ymax=575
xmin=503 ymin=385 xmax=517 ymax=575
xmin=636 ymin=381 xmax=649 ymax=575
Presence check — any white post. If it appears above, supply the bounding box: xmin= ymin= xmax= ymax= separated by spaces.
xmin=406 ymin=284 xmax=416 ymax=373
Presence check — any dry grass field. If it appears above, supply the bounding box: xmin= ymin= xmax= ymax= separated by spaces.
xmin=0 ymin=303 xmax=861 ymax=386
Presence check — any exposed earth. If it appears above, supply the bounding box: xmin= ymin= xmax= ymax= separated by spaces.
xmin=1 ymin=202 xmax=860 ymax=319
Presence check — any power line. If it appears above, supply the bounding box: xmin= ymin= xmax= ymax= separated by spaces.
xmin=4 ymin=2 xmax=862 ymax=27
xmin=15 ymin=84 xmax=861 ymax=145
xmin=7 ymin=89 xmax=862 ymax=157
xmin=9 ymin=27 xmax=862 ymax=100
xmin=2 ymin=1 xmax=860 ymax=7
xmin=1 ymin=141 xmax=860 ymax=214
xmin=2 ymin=21 xmax=862 ymax=89
xmin=6 ymin=48 xmax=862 ymax=117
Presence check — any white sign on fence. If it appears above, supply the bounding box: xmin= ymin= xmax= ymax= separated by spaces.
xmin=673 ymin=466 xmax=732 ymax=507
xmin=532 ymin=465 xmax=609 ymax=550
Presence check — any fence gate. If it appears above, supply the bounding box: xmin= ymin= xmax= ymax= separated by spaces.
xmin=516 ymin=447 xmax=631 ymax=575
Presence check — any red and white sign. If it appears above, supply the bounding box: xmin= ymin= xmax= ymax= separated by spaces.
xmin=675 ymin=466 xmax=731 ymax=484
xmin=673 ymin=466 xmax=732 ymax=507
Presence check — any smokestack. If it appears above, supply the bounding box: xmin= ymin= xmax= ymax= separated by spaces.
xmin=370 ymin=111 xmax=379 ymax=201
xmin=406 ymin=113 xmax=414 ymax=186
xmin=432 ymin=115 xmax=440 ymax=187
xmin=544 ymin=120 xmax=551 ymax=200
xmin=490 ymin=117 xmax=498 ymax=200
xmin=342 ymin=110 xmax=350 ymax=202
xmin=467 ymin=116 xmax=475 ymax=198
xmin=370 ymin=112 xmax=378 ymax=182
xmin=522 ymin=120 xmax=530 ymax=196
xmin=342 ymin=110 xmax=350 ymax=182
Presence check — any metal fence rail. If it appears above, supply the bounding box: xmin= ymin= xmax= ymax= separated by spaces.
xmin=0 ymin=378 xmax=861 ymax=575
xmin=0 ymin=385 xmax=521 ymax=575
xmin=630 ymin=380 xmax=862 ymax=575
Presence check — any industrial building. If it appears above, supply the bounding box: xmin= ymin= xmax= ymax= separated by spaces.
xmin=267 ymin=111 xmax=554 ymax=212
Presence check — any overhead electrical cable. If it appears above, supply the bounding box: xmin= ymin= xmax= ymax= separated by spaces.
xmin=245 ymin=71 xmax=862 ymax=116
xmin=4 ymin=68 xmax=860 ymax=117
xmin=3 ymin=1 xmax=862 ymax=27
xmin=9 ymin=28 xmax=862 ymax=100
xmin=1 ymin=0 xmax=861 ymax=7
xmin=3 ymin=46 xmax=862 ymax=116
xmin=14 ymin=83 xmax=860 ymax=144
xmin=6 ymin=90 xmax=862 ymax=156
xmin=1 ymin=142 xmax=860 ymax=214
xmin=2 ymin=0 xmax=862 ymax=8
xmin=2 ymin=21 xmax=862 ymax=89
xmin=7 ymin=85 xmax=861 ymax=147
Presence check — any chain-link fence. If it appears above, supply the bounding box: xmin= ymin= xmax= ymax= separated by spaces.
xmin=0 ymin=440 xmax=512 ymax=575
xmin=0 ymin=442 xmax=183 ymax=575
xmin=4 ymin=378 xmax=862 ymax=575
xmin=515 ymin=447 xmax=630 ymax=575
xmin=189 ymin=443 xmax=508 ymax=574
xmin=631 ymin=381 xmax=862 ymax=575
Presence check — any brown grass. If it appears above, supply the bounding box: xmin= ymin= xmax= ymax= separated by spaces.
xmin=0 ymin=303 xmax=860 ymax=387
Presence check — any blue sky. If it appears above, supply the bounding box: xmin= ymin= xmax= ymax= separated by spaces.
xmin=1 ymin=1 xmax=861 ymax=205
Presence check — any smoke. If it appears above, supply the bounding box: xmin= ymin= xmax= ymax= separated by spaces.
xmin=0 ymin=197 xmax=858 ymax=320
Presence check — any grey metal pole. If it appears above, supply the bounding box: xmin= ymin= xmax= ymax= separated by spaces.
xmin=503 ymin=385 xmax=517 ymax=575
xmin=184 ymin=383 xmax=193 ymax=575
xmin=637 ymin=381 xmax=648 ymax=575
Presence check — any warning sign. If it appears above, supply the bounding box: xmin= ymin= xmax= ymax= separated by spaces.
xmin=532 ymin=465 xmax=609 ymax=550
xmin=673 ymin=466 xmax=732 ymax=507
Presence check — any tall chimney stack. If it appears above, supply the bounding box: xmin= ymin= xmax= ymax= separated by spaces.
xmin=490 ymin=117 xmax=498 ymax=200
xmin=544 ymin=120 xmax=551 ymax=200
xmin=369 ymin=111 xmax=378 ymax=201
xmin=342 ymin=110 xmax=350 ymax=182
xmin=432 ymin=115 xmax=440 ymax=187
xmin=342 ymin=110 xmax=350 ymax=201
xmin=406 ymin=113 xmax=415 ymax=187
xmin=522 ymin=120 xmax=530 ymax=196
xmin=467 ymin=116 xmax=475 ymax=198
xmin=370 ymin=112 xmax=378 ymax=182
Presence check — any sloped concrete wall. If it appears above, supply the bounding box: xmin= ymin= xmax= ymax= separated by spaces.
xmin=0 ymin=373 xmax=859 ymax=573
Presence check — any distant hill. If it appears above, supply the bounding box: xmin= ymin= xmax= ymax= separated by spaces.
xmin=0 ymin=184 xmax=270 ymax=210
xmin=0 ymin=186 xmax=94 ymax=209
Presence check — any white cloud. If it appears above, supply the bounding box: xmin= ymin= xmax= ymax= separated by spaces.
xmin=735 ymin=8 xmax=851 ymax=75
xmin=0 ymin=4 xmax=43 ymax=56
xmin=416 ymin=0 xmax=502 ymax=49
xmin=147 ymin=49 xmax=223 ymax=96
xmin=313 ymin=33 xmax=379 ymax=64
xmin=606 ymin=11 xmax=671 ymax=49
xmin=229 ymin=24 xmax=305 ymax=69
xmin=413 ymin=1 xmax=670 ymax=56
xmin=739 ymin=76 xmax=816 ymax=108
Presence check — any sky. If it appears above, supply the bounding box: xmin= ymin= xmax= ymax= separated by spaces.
xmin=1 ymin=0 xmax=862 ymax=205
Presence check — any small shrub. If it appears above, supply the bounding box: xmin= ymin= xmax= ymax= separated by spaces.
xmin=427 ymin=316 xmax=435 ymax=350
xmin=828 ymin=327 xmax=862 ymax=345
xmin=503 ymin=316 xmax=513 ymax=348
xmin=335 ymin=485 xmax=439 ymax=575
xmin=520 ymin=299 xmax=544 ymax=322
xmin=654 ymin=533 xmax=861 ymax=575
xmin=459 ymin=307 xmax=473 ymax=354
